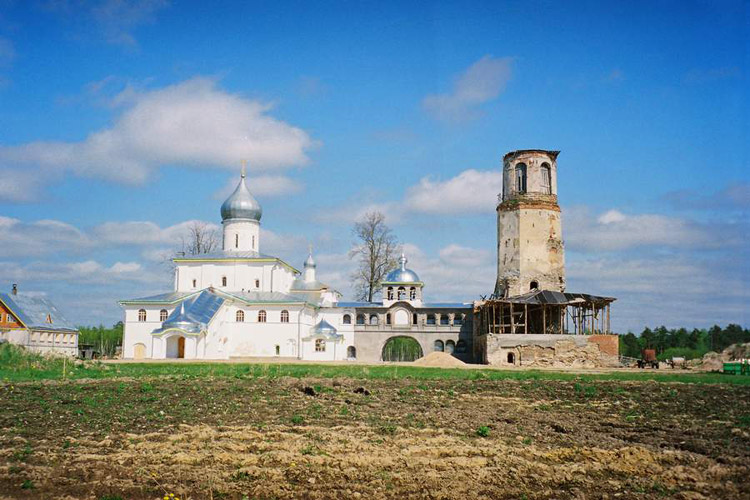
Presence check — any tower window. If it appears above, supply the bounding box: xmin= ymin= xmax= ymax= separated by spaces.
xmin=192 ymin=279 xmax=197 ymax=288
xmin=413 ymin=313 xmax=418 ymax=325
xmin=221 ymin=276 xmax=227 ymax=287
xmin=386 ymin=313 xmax=391 ymax=325
xmin=409 ymin=287 xmax=416 ymax=300
xmin=515 ymin=163 xmax=527 ymax=193
xmin=397 ymin=286 xmax=406 ymax=300
xmin=356 ymin=314 xmax=366 ymax=325
xmin=426 ymin=314 xmax=436 ymax=325
xmin=369 ymin=314 xmax=379 ymax=325
xmin=541 ymin=163 xmax=552 ymax=194
xmin=252 ymin=235 xmax=255 ymax=249
xmin=235 ymin=233 xmax=239 ymax=249
xmin=387 ymin=287 xmax=394 ymax=300
xmin=138 ymin=309 xmax=147 ymax=322
xmin=530 ymin=281 xmax=539 ymax=290
xmin=281 ymin=310 xmax=289 ymax=323
xmin=160 ymin=309 xmax=168 ymax=322
xmin=343 ymin=314 xmax=352 ymax=325
xmin=236 ymin=310 xmax=245 ymax=322
xmin=255 ymin=279 xmax=260 ymax=288
xmin=258 ymin=310 xmax=267 ymax=323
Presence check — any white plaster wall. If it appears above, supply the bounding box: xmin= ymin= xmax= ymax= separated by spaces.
xmin=222 ymin=219 xmax=260 ymax=252
xmin=175 ymin=261 xmax=297 ymax=293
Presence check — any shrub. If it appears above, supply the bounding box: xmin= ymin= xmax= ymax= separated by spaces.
xmin=476 ymin=426 xmax=490 ymax=437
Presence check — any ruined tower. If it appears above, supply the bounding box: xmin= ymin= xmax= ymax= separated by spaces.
xmin=494 ymin=150 xmax=565 ymax=297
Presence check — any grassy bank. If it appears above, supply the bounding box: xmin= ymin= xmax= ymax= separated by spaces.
xmin=1 ymin=344 xmax=747 ymax=384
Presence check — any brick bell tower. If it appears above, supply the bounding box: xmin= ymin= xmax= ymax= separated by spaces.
xmin=494 ymin=150 xmax=565 ymax=298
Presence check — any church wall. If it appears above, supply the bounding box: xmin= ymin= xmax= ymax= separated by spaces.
xmin=175 ymin=262 xmax=296 ymax=293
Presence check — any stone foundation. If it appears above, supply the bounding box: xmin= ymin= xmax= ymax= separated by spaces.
xmin=478 ymin=334 xmax=619 ymax=368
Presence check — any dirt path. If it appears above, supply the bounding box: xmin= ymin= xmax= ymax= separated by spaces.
xmin=1 ymin=377 xmax=748 ymax=499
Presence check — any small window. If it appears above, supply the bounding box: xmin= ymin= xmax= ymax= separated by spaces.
xmin=160 ymin=309 xmax=168 ymax=322
xmin=192 ymin=279 xmax=197 ymax=288
xmin=356 ymin=314 xmax=366 ymax=325
xmin=222 ymin=276 xmax=227 ymax=287
xmin=343 ymin=314 xmax=352 ymax=325
xmin=46 ymin=314 xmax=53 ymax=324
xmin=397 ymin=286 xmax=406 ymax=300
xmin=387 ymin=287 xmax=394 ymax=300
xmin=541 ymin=163 xmax=552 ymax=194
xmin=315 ymin=339 xmax=326 ymax=352
xmin=507 ymin=352 xmax=515 ymax=364
xmin=515 ymin=163 xmax=527 ymax=193
xmin=235 ymin=234 xmax=239 ymax=249
xmin=455 ymin=340 xmax=467 ymax=353
xmin=369 ymin=314 xmax=379 ymax=325
xmin=440 ymin=315 xmax=450 ymax=325
xmin=409 ymin=287 xmax=416 ymax=300
xmin=275 ymin=345 xmax=280 ymax=356
xmin=530 ymin=281 xmax=539 ymax=290
xmin=252 ymin=235 xmax=256 ymax=249
xmin=412 ymin=313 xmax=418 ymax=325
xmin=453 ymin=314 xmax=463 ymax=326
xmin=236 ymin=310 xmax=245 ymax=322
xmin=426 ymin=314 xmax=436 ymax=325
xmin=258 ymin=310 xmax=266 ymax=322
xmin=434 ymin=340 xmax=444 ymax=352
xmin=445 ymin=340 xmax=455 ymax=354
xmin=138 ymin=309 xmax=146 ymax=322
xmin=255 ymin=279 xmax=260 ymax=288
xmin=281 ymin=310 xmax=289 ymax=323
xmin=386 ymin=313 xmax=391 ymax=325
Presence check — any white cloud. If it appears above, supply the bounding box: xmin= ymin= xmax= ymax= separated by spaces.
xmin=0 ymin=77 xmax=317 ymax=201
xmin=213 ymin=174 xmax=304 ymax=201
xmin=0 ymin=259 xmax=149 ymax=285
xmin=0 ymin=216 xmax=93 ymax=257
xmin=92 ymin=219 xmax=219 ymax=247
xmin=405 ymin=169 xmax=503 ymax=215
xmin=422 ymin=56 xmax=513 ymax=122
xmin=564 ymin=206 xmax=732 ymax=252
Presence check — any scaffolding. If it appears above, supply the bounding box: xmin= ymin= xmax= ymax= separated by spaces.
xmin=475 ymin=290 xmax=615 ymax=336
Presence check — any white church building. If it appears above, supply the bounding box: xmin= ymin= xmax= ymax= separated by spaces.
xmin=120 ymin=170 xmax=472 ymax=362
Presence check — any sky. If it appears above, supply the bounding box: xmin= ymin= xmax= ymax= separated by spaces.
xmin=0 ymin=0 xmax=747 ymax=333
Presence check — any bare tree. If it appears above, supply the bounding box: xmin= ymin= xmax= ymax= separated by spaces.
xmin=349 ymin=211 xmax=400 ymax=302
xmin=180 ymin=221 xmax=219 ymax=256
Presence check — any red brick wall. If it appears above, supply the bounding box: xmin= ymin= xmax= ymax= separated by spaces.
xmin=588 ymin=335 xmax=619 ymax=357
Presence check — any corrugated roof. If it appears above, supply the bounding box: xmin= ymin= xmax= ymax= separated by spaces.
xmin=491 ymin=289 xmax=616 ymax=305
xmin=0 ymin=293 xmax=78 ymax=332
xmin=219 ymin=290 xmax=311 ymax=305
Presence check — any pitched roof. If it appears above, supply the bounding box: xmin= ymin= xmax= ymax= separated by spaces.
xmin=152 ymin=290 xmax=225 ymax=335
xmin=119 ymin=291 xmax=200 ymax=305
xmin=0 ymin=293 xmax=78 ymax=333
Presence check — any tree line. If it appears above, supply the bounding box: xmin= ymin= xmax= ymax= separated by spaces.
xmin=78 ymin=322 xmax=123 ymax=357
xmin=619 ymin=324 xmax=749 ymax=361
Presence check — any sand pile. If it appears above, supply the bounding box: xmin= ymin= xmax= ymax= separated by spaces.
xmin=413 ymin=351 xmax=467 ymax=368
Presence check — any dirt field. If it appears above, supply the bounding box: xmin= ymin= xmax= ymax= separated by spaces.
xmin=1 ymin=375 xmax=749 ymax=499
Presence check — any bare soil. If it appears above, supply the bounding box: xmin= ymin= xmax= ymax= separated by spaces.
xmin=0 ymin=376 xmax=748 ymax=499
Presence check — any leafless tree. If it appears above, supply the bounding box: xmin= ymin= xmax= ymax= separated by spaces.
xmin=180 ymin=221 xmax=219 ymax=256
xmin=349 ymin=211 xmax=400 ymax=302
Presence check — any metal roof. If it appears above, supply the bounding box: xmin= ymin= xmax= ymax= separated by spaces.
xmin=0 ymin=293 xmax=78 ymax=332
xmin=382 ymin=254 xmax=421 ymax=284
xmin=303 ymin=319 xmax=343 ymax=341
xmin=119 ymin=291 xmax=199 ymax=305
xmin=491 ymin=289 xmax=616 ymax=306
xmin=219 ymin=290 xmax=311 ymax=305
xmin=152 ymin=290 xmax=224 ymax=335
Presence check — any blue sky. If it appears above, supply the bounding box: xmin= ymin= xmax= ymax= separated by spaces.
xmin=0 ymin=0 xmax=747 ymax=332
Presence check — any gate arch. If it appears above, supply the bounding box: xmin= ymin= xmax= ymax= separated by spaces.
xmin=381 ymin=336 xmax=423 ymax=362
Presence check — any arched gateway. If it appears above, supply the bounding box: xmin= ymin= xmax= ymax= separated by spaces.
xmin=381 ymin=336 xmax=423 ymax=362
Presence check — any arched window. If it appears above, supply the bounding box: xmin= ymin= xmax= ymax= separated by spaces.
xmin=409 ymin=287 xmax=416 ymax=300
xmin=138 ymin=309 xmax=147 ymax=322
xmin=541 ymin=163 xmax=552 ymax=194
xmin=356 ymin=314 xmax=366 ymax=325
xmin=386 ymin=313 xmax=392 ymax=325
xmin=507 ymin=352 xmax=515 ymax=364
xmin=369 ymin=314 xmax=379 ymax=325
xmin=252 ymin=235 xmax=256 ymax=249
xmin=235 ymin=234 xmax=239 ymax=249
xmin=221 ymin=276 xmax=227 ymax=287
xmin=530 ymin=281 xmax=539 ymax=290
xmin=440 ymin=314 xmax=450 ymax=325
xmin=315 ymin=339 xmax=326 ymax=352
xmin=413 ymin=313 xmax=418 ymax=325
xmin=347 ymin=346 xmax=357 ymax=359
xmin=515 ymin=163 xmax=527 ymax=193
xmin=387 ymin=287 xmax=394 ymax=300
xmin=160 ymin=309 xmax=168 ymax=322
xmin=434 ymin=340 xmax=444 ymax=352
xmin=254 ymin=279 xmax=260 ymax=288
xmin=192 ymin=279 xmax=197 ymax=288
xmin=397 ymin=286 xmax=406 ymax=300
xmin=445 ymin=340 xmax=455 ymax=354
xmin=455 ymin=340 xmax=467 ymax=353
xmin=275 ymin=345 xmax=280 ymax=356
xmin=236 ymin=310 xmax=245 ymax=322
xmin=281 ymin=310 xmax=289 ymax=323
xmin=258 ymin=310 xmax=267 ymax=323
xmin=426 ymin=314 xmax=436 ymax=325
xmin=343 ymin=314 xmax=352 ymax=325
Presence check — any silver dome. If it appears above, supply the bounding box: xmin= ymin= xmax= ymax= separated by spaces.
xmin=384 ymin=254 xmax=420 ymax=283
xmin=221 ymin=171 xmax=262 ymax=221
xmin=311 ymin=318 xmax=337 ymax=335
